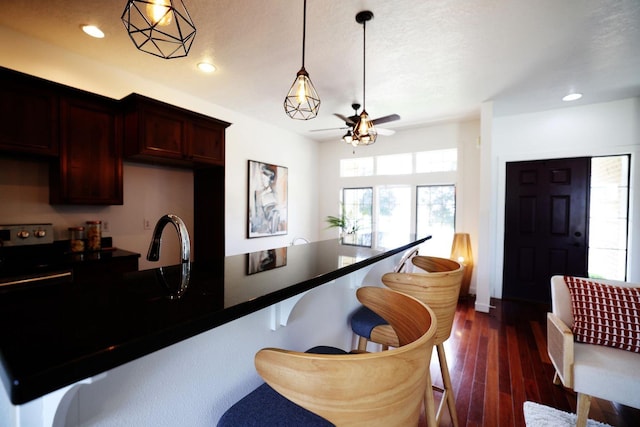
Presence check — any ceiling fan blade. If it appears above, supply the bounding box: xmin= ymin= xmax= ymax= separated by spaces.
xmin=309 ymin=126 xmax=348 ymax=132
xmin=376 ymin=127 xmax=395 ymax=136
xmin=371 ymin=114 xmax=400 ymax=125
xmin=334 ymin=113 xmax=356 ymax=125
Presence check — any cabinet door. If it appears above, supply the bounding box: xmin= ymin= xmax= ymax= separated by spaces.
xmin=188 ymin=116 xmax=225 ymax=165
xmin=122 ymin=93 xmax=229 ymax=168
xmin=50 ymin=96 xmax=123 ymax=205
xmin=139 ymin=106 xmax=186 ymax=160
xmin=0 ymin=75 xmax=59 ymax=156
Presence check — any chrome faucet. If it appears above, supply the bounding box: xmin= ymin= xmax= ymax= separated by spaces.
xmin=148 ymin=214 xmax=191 ymax=299
xmin=147 ymin=214 xmax=191 ymax=264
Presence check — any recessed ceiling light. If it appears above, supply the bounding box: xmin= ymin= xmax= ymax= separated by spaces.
xmin=562 ymin=93 xmax=583 ymax=102
xmin=81 ymin=25 xmax=104 ymax=39
xmin=197 ymin=62 xmax=216 ymax=73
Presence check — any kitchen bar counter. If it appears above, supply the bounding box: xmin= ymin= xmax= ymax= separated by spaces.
xmin=0 ymin=236 xmax=429 ymax=405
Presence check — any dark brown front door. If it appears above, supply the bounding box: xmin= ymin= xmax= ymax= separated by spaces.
xmin=502 ymin=158 xmax=590 ymax=303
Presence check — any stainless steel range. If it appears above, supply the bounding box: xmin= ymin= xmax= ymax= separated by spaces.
xmin=0 ymin=223 xmax=73 ymax=289
xmin=0 ymin=223 xmax=54 ymax=246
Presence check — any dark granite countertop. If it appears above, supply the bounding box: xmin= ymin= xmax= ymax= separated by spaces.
xmin=0 ymin=236 xmax=429 ymax=405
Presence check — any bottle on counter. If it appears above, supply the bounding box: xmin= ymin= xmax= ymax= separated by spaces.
xmin=86 ymin=220 xmax=102 ymax=251
xmin=69 ymin=226 xmax=85 ymax=253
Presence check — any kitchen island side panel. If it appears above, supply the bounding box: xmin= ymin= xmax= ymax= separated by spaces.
xmin=5 ymin=256 xmax=396 ymax=427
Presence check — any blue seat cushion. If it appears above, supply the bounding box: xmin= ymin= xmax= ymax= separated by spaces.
xmin=350 ymin=305 xmax=388 ymax=339
xmin=305 ymin=345 xmax=348 ymax=355
xmin=217 ymin=346 xmax=347 ymax=426
xmin=217 ymin=383 xmax=333 ymax=426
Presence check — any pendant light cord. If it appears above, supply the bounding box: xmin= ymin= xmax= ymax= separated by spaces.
xmin=362 ymin=19 xmax=366 ymax=109
xmin=301 ymin=0 xmax=307 ymax=68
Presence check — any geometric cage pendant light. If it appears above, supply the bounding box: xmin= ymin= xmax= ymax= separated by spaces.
xmin=121 ymin=0 xmax=196 ymax=59
xmin=351 ymin=10 xmax=377 ymax=146
xmin=284 ymin=0 xmax=321 ymax=120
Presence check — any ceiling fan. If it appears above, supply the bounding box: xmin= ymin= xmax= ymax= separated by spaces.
xmin=310 ymin=102 xmax=400 ymax=138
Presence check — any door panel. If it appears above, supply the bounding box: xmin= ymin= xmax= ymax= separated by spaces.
xmin=503 ymin=158 xmax=590 ymax=303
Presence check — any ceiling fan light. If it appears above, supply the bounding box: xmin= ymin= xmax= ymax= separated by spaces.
xmin=342 ymin=129 xmax=354 ymax=144
xmin=285 ymin=68 xmax=320 ymax=120
xmin=121 ymin=0 xmax=196 ymax=59
xmin=352 ymin=110 xmax=377 ymax=145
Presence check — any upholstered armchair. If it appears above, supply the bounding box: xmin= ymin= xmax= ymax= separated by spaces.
xmin=547 ymin=275 xmax=640 ymax=427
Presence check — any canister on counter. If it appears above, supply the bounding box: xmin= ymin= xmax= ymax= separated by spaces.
xmin=69 ymin=226 xmax=85 ymax=253
xmin=86 ymin=220 xmax=102 ymax=251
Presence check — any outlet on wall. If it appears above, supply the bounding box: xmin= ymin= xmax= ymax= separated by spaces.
xmin=144 ymin=218 xmax=152 ymax=230
xmin=102 ymin=221 xmax=110 ymax=232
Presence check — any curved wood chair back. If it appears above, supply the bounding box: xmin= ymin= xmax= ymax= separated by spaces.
xmin=411 ymin=255 xmax=461 ymax=274
xmin=254 ymin=287 xmax=437 ymax=427
xmin=394 ymin=247 xmax=419 ymax=273
xmin=382 ymin=255 xmax=463 ymax=345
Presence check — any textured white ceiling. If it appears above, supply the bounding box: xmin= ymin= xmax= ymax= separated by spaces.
xmin=1 ymin=0 xmax=639 ymax=141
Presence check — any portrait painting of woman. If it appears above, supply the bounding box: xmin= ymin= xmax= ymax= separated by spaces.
xmin=248 ymin=160 xmax=288 ymax=237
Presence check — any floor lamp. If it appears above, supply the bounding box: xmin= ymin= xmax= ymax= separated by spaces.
xmin=451 ymin=233 xmax=473 ymax=297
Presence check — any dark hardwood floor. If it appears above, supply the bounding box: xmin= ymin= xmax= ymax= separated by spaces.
xmin=421 ymin=297 xmax=640 ymax=426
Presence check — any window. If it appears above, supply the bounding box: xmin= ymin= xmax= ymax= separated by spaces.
xmin=416 ymin=185 xmax=456 ymax=256
xmin=376 ymin=154 xmax=412 ymax=175
xmin=377 ymin=186 xmax=412 ymax=249
xmin=336 ymin=149 xmax=457 ymax=250
xmin=340 ymin=157 xmax=373 ymax=177
xmin=588 ymin=155 xmax=629 ymax=280
xmin=416 ymin=149 xmax=457 ymax=173
xmin=342 ymin=187 xmax=373 ymax=246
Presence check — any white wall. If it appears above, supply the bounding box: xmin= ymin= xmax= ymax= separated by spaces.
xmin=475 ymin=97 xmax=640 ymax=311
xmin=0 ymin=26 xmax=320 ymax=264
xmin=317 ymin=120 xmax=482 ymax=292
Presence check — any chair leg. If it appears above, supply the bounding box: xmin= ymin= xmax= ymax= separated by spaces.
xmin=357 ymin=336 xmax=368 ymax=352
xmin=576 ymin=393 xmax=591 ymax=427
xmin=436 ymin=343 xmax=459 ymax=427
xmin=356 ymin=335 xmax=390 ymax=353
xmin=423 ymin=367 xmax=438 ymax=427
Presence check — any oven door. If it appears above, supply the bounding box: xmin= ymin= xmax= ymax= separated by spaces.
xmin=0 ymin=269 xmax=73 ymax=290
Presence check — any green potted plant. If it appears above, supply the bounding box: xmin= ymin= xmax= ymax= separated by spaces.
xmin=325 ymin=207 xmax=359 ymax=244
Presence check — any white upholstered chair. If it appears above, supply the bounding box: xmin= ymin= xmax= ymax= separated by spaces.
xmin=547 ymin=275 xmax=640 ymax=427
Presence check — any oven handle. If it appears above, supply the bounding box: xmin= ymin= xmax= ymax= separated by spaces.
xmin=0 ymin=271 xmax=73 ymax=287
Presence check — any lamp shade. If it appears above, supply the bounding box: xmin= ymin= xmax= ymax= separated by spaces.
xmin=450 ymin=233 xmax=473 ymax=297
xmin=283 ymin=0 xmax=320 ymax=120
xmin=121 ymin=0 xmax=196 ymax=59
xmin=352 ymin=110 xmax=377 ymax=145
xmin=284 ymin=68 xmax=320 ymax=120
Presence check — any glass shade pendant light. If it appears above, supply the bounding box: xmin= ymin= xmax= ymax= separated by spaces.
xmin=352 ymin=11 xmax=377 ymax=146
xmin=122 ymin=0 xmax=196 ymax=59
xmin=342 ymin=129 xmax=354 ymax=145
xmin=284 ymin=0 xmax=320 ymax=120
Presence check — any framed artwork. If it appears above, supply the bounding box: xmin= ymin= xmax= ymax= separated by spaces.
xmin=248 ymin=160 xmax=288 ymax=238
xmin=247 ymin=247 xmax=288 ymax=275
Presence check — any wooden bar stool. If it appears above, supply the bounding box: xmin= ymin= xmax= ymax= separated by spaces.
xmin=350 ymin=247 xmax=419 ymax=351
xmin=218 ymin=286 xmax=439 ymax=427
xmin=351 ymin=255 xmax=464 ymax=427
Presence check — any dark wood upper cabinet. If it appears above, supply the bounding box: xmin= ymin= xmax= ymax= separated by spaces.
xmin=122 ymin=94 xmax=230 ymax=168
xmin=49 ymin=93 xmax=123 ymax=205
xmin=0 ymin=68 xmax=59 ymax=157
